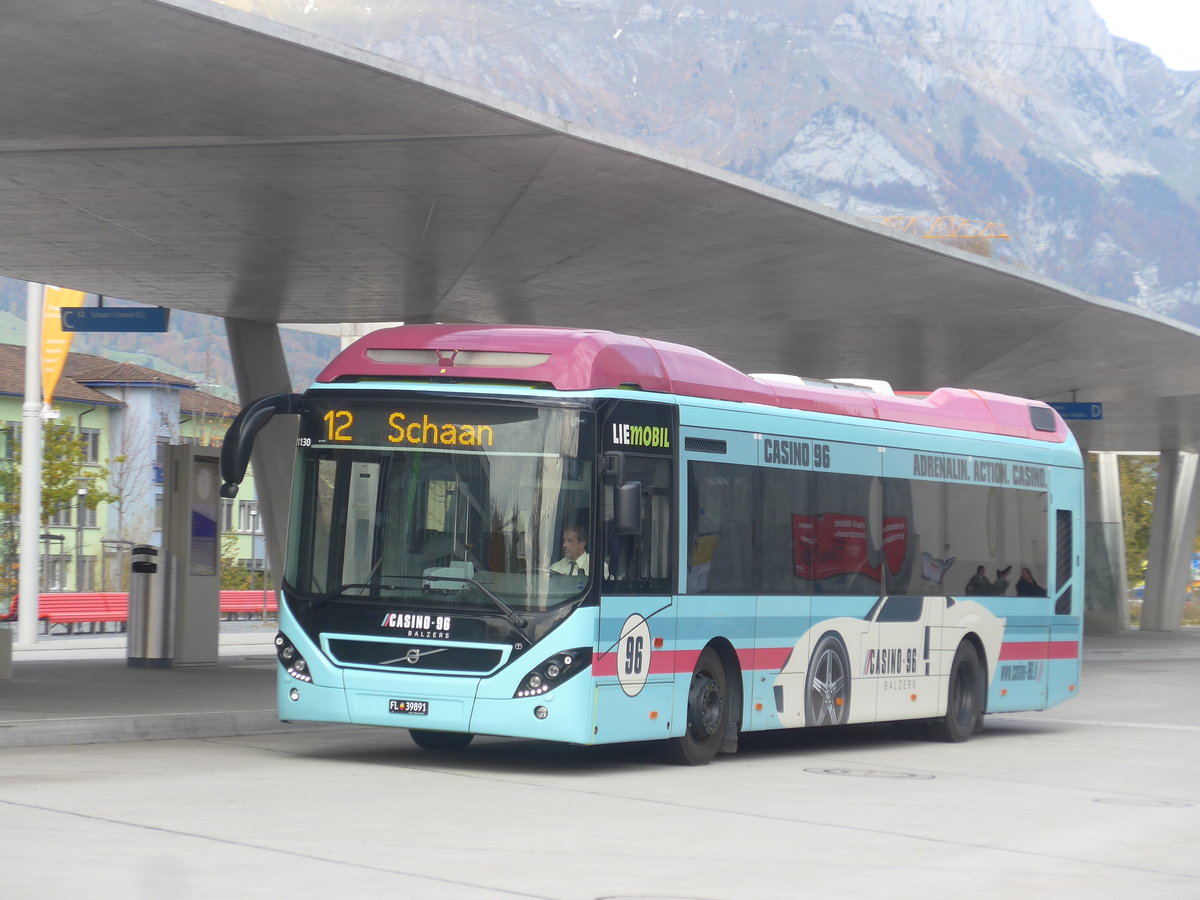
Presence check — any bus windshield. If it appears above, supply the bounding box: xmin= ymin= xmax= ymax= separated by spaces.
xmin=285 ymin=398 xmax=595 ymax=613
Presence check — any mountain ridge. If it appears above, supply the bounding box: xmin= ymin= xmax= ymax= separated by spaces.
xmin=218 ymin=0 xmax=1200 ymax=322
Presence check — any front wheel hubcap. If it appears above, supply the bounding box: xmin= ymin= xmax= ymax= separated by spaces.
xmin=689 ymin=673 xmax=723 ymax=738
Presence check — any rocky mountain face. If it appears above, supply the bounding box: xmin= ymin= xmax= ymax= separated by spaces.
xmin=229 ymin=0 xmax=1200 ymax=323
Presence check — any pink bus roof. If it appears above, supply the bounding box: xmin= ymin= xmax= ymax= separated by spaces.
xmin=318 ymin=324 xmax=1069 ymax=443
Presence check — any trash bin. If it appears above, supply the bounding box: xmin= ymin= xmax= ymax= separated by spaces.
xmin=127 ymin=545 xmax=172 ymax=668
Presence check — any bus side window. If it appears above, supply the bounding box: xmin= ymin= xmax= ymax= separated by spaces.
xmin=689 ymin=461 xmax=756 ymax=594
xmin=604 ymin=456 xmax=672 ymax=594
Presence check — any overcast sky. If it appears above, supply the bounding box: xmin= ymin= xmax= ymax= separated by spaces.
xmin=1090 ymin=0 xmax=1200 ymax=70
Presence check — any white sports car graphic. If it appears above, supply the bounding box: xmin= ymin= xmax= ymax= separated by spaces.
xmin=772 ymin=596 xmax=1005 ymax=728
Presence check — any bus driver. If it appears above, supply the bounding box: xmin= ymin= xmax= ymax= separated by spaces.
xmin=550 ymin=526 xmax=590 ymax=576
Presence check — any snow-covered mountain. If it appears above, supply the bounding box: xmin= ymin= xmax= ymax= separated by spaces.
xmin=223 ymin=0 xmax=1200 ymax=323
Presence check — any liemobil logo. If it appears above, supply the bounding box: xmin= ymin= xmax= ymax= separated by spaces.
xmin=610 ymin=422 xmax=671 ymax=449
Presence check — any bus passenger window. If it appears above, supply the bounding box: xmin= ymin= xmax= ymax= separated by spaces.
xmin=690 ymin=462 xmax=756 ymax=594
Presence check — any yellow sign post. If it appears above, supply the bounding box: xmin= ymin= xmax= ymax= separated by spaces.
xmin=41 ymin=286 xmax=86 ymax=406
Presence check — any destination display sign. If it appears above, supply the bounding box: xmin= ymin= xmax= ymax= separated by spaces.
xmin=297 ymin=397 xmax=586 ymax=455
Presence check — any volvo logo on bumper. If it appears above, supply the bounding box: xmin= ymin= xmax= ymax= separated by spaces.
xmin=380 ymin=647 xmax=449 ymax=666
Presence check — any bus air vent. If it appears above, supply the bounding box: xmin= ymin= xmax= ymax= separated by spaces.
xmin=685 ymin=437 xmax=728 ymax=454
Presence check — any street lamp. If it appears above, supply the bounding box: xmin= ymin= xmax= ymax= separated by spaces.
xmin=40 ymin=532 xmax=66 ymax=590
xmin=261 ymin=538 xmax=271 ymax=621
xmin=75 ymin=481 xmax=88 ymax=592
xmin=248 ymin=508 xmax=269 ymax=620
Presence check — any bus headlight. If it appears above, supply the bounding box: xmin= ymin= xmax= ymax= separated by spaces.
xmin=275 ymin=631 xmax=313 ymax=683
xmin=514 ymin=648 xmax=592 ymax=698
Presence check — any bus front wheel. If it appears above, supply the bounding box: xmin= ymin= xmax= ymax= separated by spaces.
xmin=409 ymin=729 xmax=475 ymax=751
xmin=927 ymin=641 xmax=984 ymax=742
xmin=665 ymin=647 xmax=729 ymax=765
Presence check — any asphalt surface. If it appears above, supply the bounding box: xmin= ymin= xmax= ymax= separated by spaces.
xmin=1 ymin=626 xmax=1198 ymax=898
xmin=1 ymin=625 xmax=1198 ymax=748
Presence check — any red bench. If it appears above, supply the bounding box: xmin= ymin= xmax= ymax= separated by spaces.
xmin=3 ymin=589 xmax=279 ymax=632
xmin=219 ymin=590 xmax=277 ymax=621
xmin=2 ymin=593 xmax=131 ymax=635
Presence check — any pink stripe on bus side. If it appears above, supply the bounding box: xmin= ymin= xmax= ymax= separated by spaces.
xmin=998 ymin=641 xmax=1079 ymax=661
xmin=593 ymin=647 xmax=794 ymax=677
xmin=593 ymin=642 xmax=1079 ymax=676
xmin=591 ymin=649 xmax=700 ymax=677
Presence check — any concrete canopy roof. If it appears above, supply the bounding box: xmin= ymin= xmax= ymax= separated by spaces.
xmin=3 ymin=0 xmax=1200 ymax=452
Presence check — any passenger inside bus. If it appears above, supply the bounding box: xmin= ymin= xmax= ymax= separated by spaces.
xmin=964 ymin=564 xmax=1012 ymax=596
xmin=1016 ymin=566 xmax=1047 ymax=596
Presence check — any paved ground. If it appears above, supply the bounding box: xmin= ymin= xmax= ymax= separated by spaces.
xmin=3 ymin=625 xmax=1199 ymax=748
xmin=1 ymin=627 xmax=285 ymax=747
xmin=1 ymin=627 xmax=1197 ymax=898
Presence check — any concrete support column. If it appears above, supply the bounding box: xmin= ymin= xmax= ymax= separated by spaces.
xmin=1084 ymin=452 xmax=1129 ymax=633
xmin=1142 ymin=450 xmax=1199 ymax=631
xmin=225 ymin=319 xmax=295 ymax=584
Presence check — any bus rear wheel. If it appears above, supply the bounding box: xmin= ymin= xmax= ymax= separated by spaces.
xmin=927 ymin=641 xmax=984 ymax=742
xmin=665 ymin=647 xmax=729 ymax=765
xmin=409 ymin=729 xmax=474 ymax=751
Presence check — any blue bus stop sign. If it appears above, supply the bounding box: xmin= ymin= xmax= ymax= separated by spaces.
xmin=1049 ymin=402 xmax=1103 ymax=421
xmin=61 ymin=307 xmax=170 ymax=332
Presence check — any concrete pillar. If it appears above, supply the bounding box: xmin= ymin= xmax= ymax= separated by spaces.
xmin=0 ymin=628 xmax=11 ymax=679
xmin=1084 ymin=452 xmax=1130 ymax=633
xmin=225 ymin=318 xmax=296 ymax=584
xmin=1142 ymin=450 xmax=1199 ymax=631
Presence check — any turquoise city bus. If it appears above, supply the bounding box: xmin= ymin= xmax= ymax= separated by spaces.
xmin=220 ymin=325 xmax=1083 ymax=764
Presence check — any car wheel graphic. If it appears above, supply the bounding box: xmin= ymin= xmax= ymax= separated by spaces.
xmin=805 ymin=633 xmax=851 ymax=727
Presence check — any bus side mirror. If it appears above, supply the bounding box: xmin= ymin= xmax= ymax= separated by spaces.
xmin=615 ymin=481 xmax=643 ymax=535
xmin=220 ymin=393 xmax=303 ymax=497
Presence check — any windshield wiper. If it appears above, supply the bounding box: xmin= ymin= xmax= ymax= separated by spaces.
xmin=421 ymin=573 xmax=532 ymax=643
xmin=303 ymin=555 xmax=391 ymax=610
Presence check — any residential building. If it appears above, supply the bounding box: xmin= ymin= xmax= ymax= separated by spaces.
xmin=0 ymin=344 xmax=261 ymax=597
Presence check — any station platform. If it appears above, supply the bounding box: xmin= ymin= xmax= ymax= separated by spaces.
xmin=1 ymin=626 xmax=1198 ymax=749
xmin=0 ymin=628 xmax=297 ymax=748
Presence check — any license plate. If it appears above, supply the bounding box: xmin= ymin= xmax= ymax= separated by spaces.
xmin=388 ymin=699 xmax=428 ymax=715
